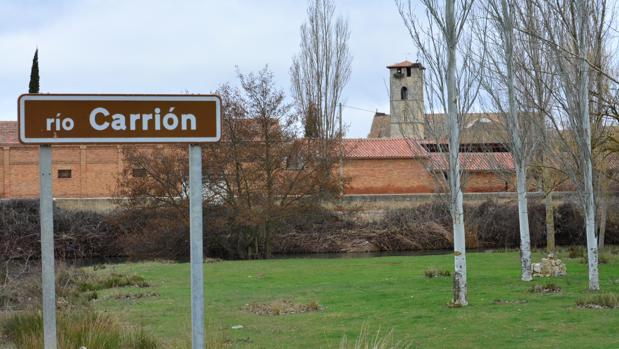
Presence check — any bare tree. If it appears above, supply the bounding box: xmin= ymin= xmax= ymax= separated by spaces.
xmin=119 ymin=67 xmax=338 ymax=259
xmin=397 ymin=0 xmax=482 ymax=306
xmin=535 ymin=0 xmax=604 ymax=290
xmin=478 ymin=0 xmax=547 ymax=280
xmin=291 ymin=0 xmax=352 ymax=191
xmin=512 ymin=0 xmax=560 ymax=254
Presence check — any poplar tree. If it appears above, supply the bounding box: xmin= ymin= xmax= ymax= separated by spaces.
xmin=397 ymin=0 xmax=481 ymax=306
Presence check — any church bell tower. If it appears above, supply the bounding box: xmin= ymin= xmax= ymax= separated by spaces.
xmin=387 ymin=60 xmax=425 ymax=139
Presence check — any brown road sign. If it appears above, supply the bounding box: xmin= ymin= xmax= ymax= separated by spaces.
xmin=18 ymin=94 xmax=221 ymax=144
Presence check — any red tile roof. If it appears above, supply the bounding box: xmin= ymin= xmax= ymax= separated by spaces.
xmin=386 ymin=60 xmax=424 ymax=69
xmin=343 ymin=138 xmax=429 ymax=159
xmin=429 ymin=152 xmax=514 ymax=171
xmin=0 ymin=118 xmax=517 ymax=172
xmin=0 ymin=121 xmax=18 ymax=144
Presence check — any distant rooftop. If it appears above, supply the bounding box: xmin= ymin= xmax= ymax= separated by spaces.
xmin=386 ymin=60 xmax=424 ymax=69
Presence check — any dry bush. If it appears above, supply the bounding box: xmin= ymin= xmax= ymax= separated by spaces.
xmin=466 ymin=200 xmax=545 ymax=249
xmin=555 ymin=202 xmax=585 ymax=246
xmin=0 ymin=200 xmax=119 ymax=265
xmin=602 ymin=202 xmax=619 ymax=245
xmin=110 ymin=207 xmax=189 ymax=260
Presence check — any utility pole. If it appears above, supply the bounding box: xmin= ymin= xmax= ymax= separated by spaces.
xmin=338 ymin=103 xmax=344 ymax=196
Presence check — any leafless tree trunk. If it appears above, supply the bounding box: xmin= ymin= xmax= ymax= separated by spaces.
xmin=479 ymin=0 xmax=546 ymax=281
xmin=397 ymin=0 xmax=481 ymax=306
xmin=544 ymin=191 xmax=555 ymax=252
xmin=536 ymin=0 xmax=601 ymax=290
xmin=513 ymin=0 xmax=560 ymax=254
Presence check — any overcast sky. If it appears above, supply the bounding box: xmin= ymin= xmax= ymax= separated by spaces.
xmin=0 ymin=0 xmax=428 ymax=138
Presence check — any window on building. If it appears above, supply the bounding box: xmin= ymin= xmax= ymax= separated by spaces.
xmin=401 ymin=86 xmax=408 ymax=100
xmin=132 ymin=168 xmax=147 ymax=177
xmin=406 ymin=67 xmax=412 ymax=77
xmin=58 ymin=169 xmax=72 ymax=179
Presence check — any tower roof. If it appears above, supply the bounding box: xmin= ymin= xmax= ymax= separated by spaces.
xmin=386 ymin=60 xmax=424 ymax=69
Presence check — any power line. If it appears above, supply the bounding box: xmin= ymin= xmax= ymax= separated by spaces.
xmin=341 ymin=104 xmax=380 ymax=114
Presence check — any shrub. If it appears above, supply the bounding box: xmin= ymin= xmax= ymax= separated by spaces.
xmin=109 ymin=207 xmax=189 ymax=260
xmin=2 ymin=309 xmax=158 ymax=349
xmin=0 ymin=200 xmax=119 ymax=262
xmin=466 ymin=199 xmax=545 ymax=249
xmin=576 ymin=293 xmax=618 ymax=309
xmin=555 ymin=202 xmax=585 ymax=246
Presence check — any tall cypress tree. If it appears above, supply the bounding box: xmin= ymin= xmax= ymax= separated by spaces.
xmin=28 ymin=49 xmax=39 ymax=93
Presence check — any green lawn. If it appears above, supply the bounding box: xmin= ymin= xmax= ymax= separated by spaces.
xmin=90 ymin=250 xmax=619 ymax=348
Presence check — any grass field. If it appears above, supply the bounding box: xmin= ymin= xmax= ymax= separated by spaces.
xmin=88 ymin=250 xmax=619 ymax=348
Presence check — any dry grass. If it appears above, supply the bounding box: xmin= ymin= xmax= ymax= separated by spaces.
xmin=492 ymin=299 xmax=528 ymax=305
xmin=576 ymin=293 xmax=618 ymax=309
xmin=424 ymin=267 xmax=451 ymax=278
xmin=1 ymin=264 xmax=151 ymax=312
xmin=2 ymin=309 xmax=158 ymax=349
xmin=529 ymin=283 xmax=562 ymax=294
xmin=243 ymin=299 xmax=320 ymax=316
xmin=339 ymin=326 xmax=414 ymax=349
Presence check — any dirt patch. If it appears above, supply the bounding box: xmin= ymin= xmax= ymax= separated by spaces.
xmin=493 ymin=299 xmax=528 ymax=305
xmin=112 ymin=292 xmax=160 ymax=300
xmin=243 ymin=299 xmax=320 ymax=316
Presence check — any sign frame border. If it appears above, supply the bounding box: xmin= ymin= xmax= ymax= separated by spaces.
xmin=18 ymin=93 xmax=222 ymax=144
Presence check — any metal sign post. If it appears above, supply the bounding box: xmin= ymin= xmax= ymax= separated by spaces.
xmin=189 ymin=144 xmax=205 ymax=349
xmin=18 ymin=94 xmax=221 ymax=349
xmin=39 ymin=144 xmax=57 ymax=349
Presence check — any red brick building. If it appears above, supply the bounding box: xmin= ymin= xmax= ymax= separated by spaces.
xmin=343 ymin=138 xmax=513 ymax=194
xmin=0 ymin=121 xmax=513 ymax=198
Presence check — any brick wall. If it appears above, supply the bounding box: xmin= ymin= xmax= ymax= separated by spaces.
xmin=344 ymin=158 xmax=437 ymax=194
xmin=343 ymin=158 xmax=514 ymax=195
xmin=0 ymin=145 xmax=517 ymax=198
xmin=464 ymin=171 xmax=513 ymax=192
xmin=0 ymin=145 xmax=121 ymax=198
